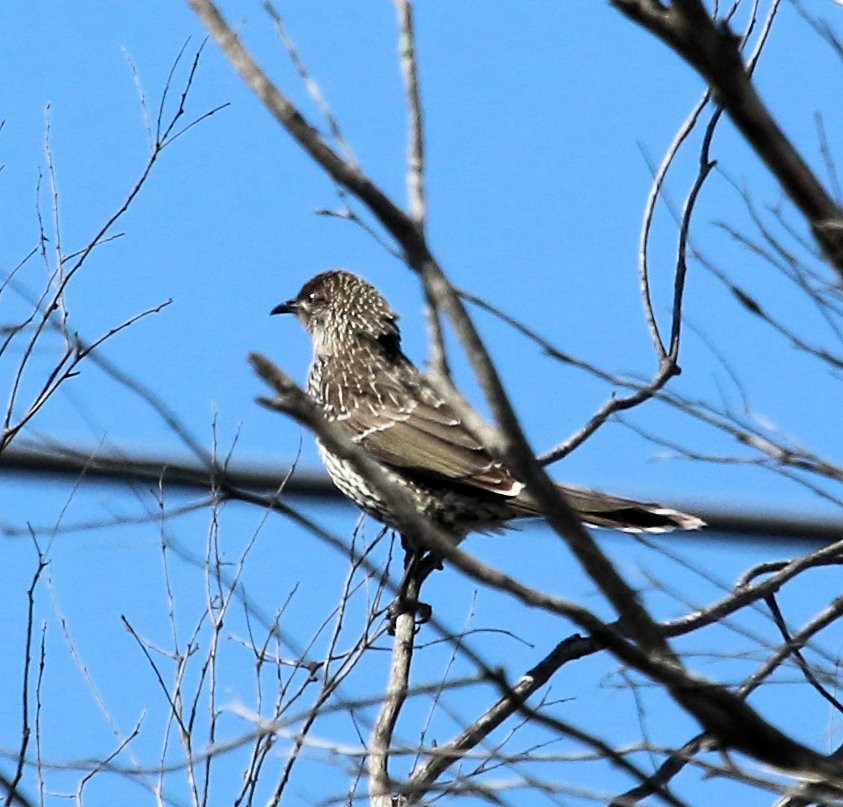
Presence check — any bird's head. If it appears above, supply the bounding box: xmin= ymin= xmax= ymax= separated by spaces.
xmin=272 ymin=270 xmax=401 ymax=357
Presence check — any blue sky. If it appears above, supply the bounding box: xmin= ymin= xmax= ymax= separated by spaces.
xmin=2 ymin=2 xmax=842 ymax=805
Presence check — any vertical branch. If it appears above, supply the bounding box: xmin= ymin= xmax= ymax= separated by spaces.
xmin=369 ymin=575 xmax=418 ymax=807
xmin=422 ymin=286 xmax=452 ymax=381
xmin=669 ymin=113 xmax=718 ymax=359
xmin=393 ymin=0 xmax=450 ymax=380
xmin=638 ymin=91 xmax=712 ymax=362
xmin=43 ymin=110 xmax=69 ymax=335
xmin=394 ymin=0 xmax=425 ymax=229
xmin=12 ymin=539 xmax=49 ymax=807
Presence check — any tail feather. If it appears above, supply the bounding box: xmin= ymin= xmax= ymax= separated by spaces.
xmin=513 ymin=483 xmax=704 ymax=533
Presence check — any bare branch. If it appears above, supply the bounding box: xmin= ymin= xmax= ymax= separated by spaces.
xmin=369 ymin=585 xmax=417 ymax=807
xmin=263 ymin=2 xmax=356 ymax=164
xmin=393 ymin=0 xmax=426 ymax=229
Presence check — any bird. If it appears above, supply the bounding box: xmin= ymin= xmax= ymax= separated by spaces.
xmin=271 ymin=269 xmax=704 ymax=541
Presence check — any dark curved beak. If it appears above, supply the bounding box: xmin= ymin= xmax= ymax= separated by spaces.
xmin=270 ymin=299 xmax=299 ymax=316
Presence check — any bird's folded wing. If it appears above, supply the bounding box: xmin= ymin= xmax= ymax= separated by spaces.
xmin=332 ymin=394 xmax=524 ymax=497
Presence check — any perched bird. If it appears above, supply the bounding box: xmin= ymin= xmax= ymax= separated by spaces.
xmin=272 ymin=270 xmax=703 ymax=541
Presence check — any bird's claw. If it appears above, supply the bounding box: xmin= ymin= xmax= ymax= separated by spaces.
xmin=387 ymin=597 xmax=433 ymax=634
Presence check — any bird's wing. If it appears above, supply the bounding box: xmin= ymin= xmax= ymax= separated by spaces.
xmin=330 ymin=374 xmax=524 ymax=497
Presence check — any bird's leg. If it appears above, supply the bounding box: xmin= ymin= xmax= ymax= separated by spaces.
xmin=387 ymin=534 xmax=442 ymax=632
xmin=399 ymin=533 xmax=443 ymax=576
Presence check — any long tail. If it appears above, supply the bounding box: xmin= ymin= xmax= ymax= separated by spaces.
xmin=513 ymin=483 xmax=704 ymax=533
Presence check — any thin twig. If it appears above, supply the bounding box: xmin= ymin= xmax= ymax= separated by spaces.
xmin=393 ymin=0 xmax=426 ymax=229
xmin=263 ymin=2 xmax=355 ymax=164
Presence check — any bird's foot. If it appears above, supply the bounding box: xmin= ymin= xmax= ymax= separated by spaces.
xmin=387 ymin=597 xmax=433 ymax=634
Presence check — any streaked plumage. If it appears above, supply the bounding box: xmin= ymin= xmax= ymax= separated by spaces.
xmin=272 ymin=270 xmax=704 ymax=539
